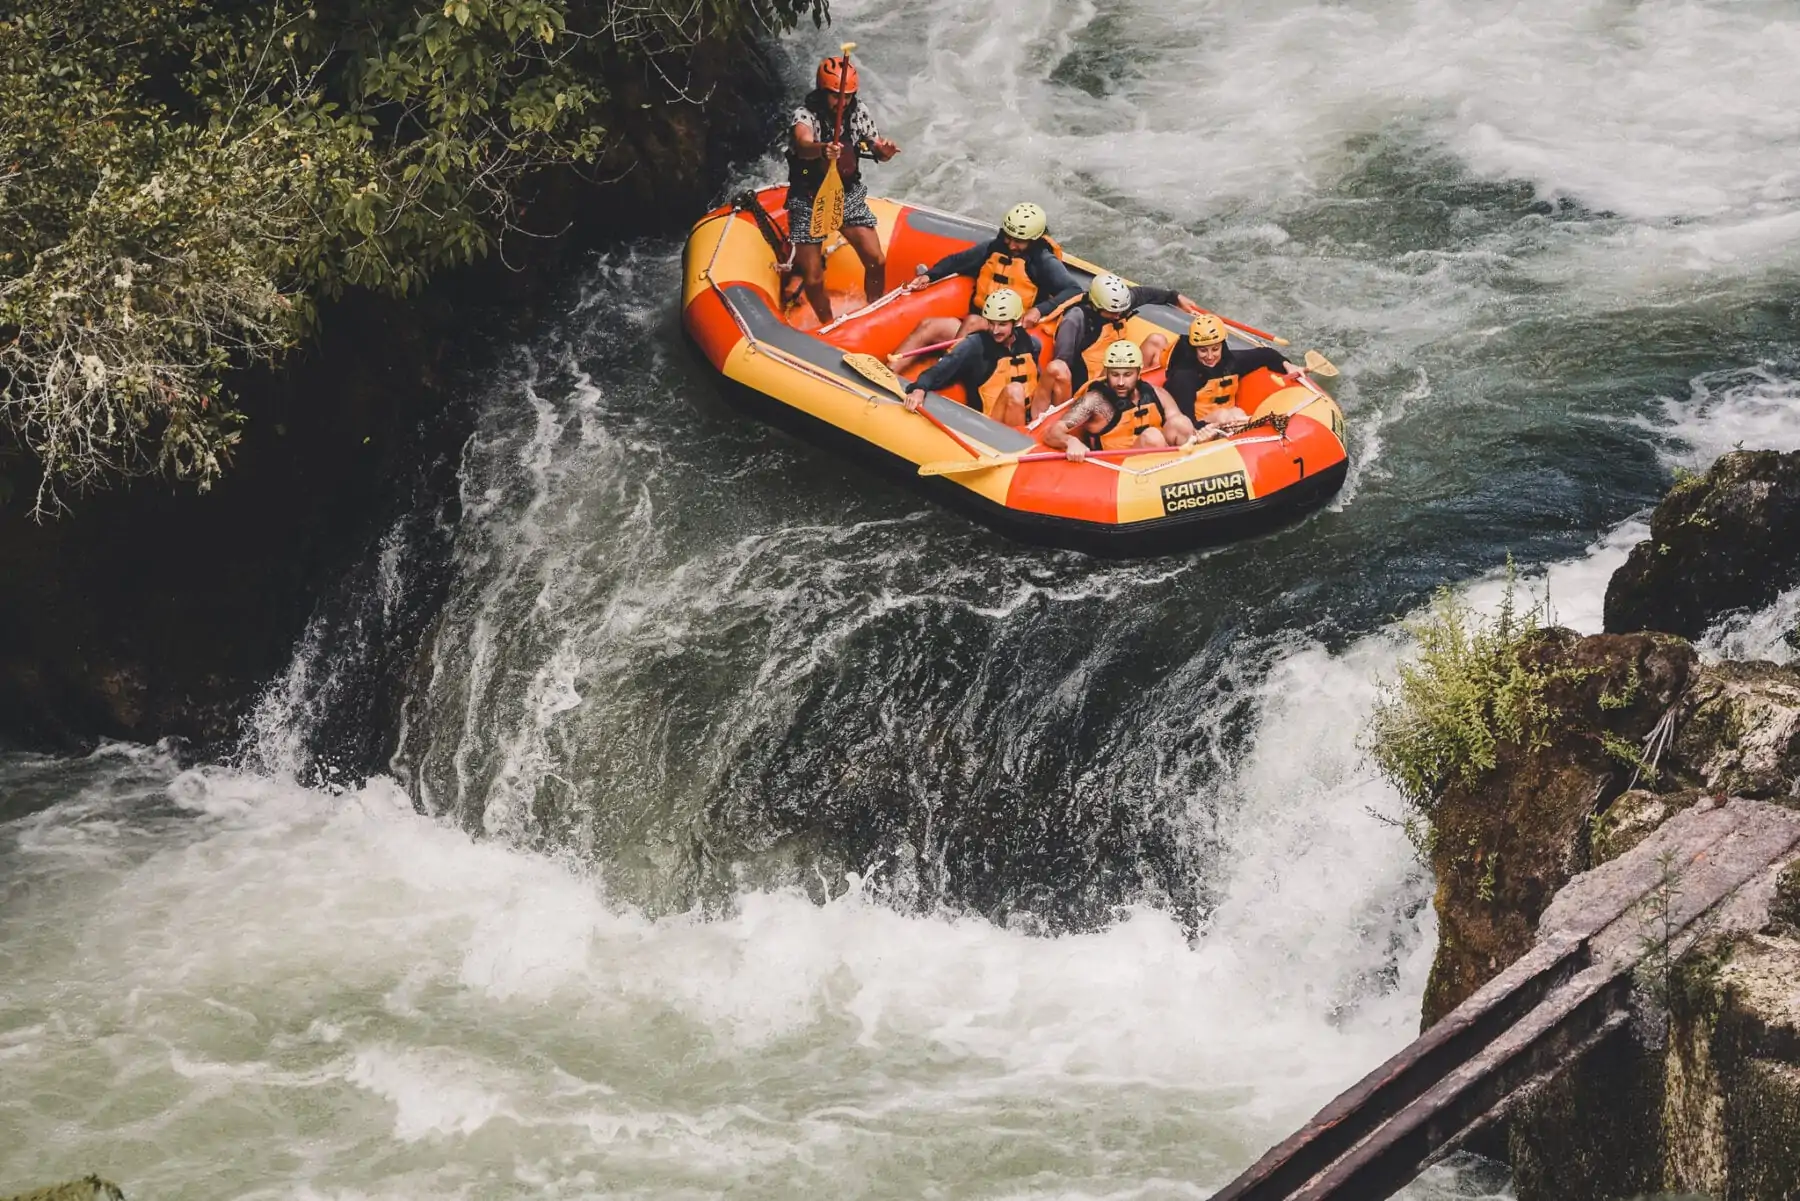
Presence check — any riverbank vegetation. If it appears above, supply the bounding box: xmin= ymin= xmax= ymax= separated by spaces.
xmin=0 ymin=0 xmax=825 ymax=513
xmin=1366 ymin=569 xmax=1554 ymax=853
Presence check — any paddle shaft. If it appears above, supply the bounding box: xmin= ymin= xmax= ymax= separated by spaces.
xmin=1204 ymin=310 xmax=1288 ymax=347
xmin=838 ymin=351 xmax=990 ymax=458
xmin=913 ymin=401 xmax=987 ymax=458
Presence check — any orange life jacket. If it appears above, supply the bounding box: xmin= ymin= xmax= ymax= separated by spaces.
xmin=1083 ymin=380 xmax=1163 ymax=451
xmin=977 ymin=343 xmax=1040 ymax=416
xmin=1080 ymin=322 xmax=1133 ymax=385
xmin=1044 ymin=294 xmax=1137 ymax=386
xmin=968 ymin=237 xmax=1067 ymax=314
xmin=972 ymin=249 xmax=1038 ymax=314
xmin=1192 ymin=372 xmax=1244 ymax=409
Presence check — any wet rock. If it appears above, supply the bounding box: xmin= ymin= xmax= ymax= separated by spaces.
xmin=1426 ymin=632 xmax=1800 ymax=1027
xmin=1657 ymin=890 xmax=1800 ymax=1200
xmin=1590 ymin=788 xmax=1708 ymax=866
xmin=1421 ymin=630 xmax=1698 ymax=1026
xmin=1505 ymin=848 xmax=1800 ymax=1200
xmin=1774 ymin=861 xmax=1800 ymax=931
xmin=2 ymin=1178 xmax=126 ymax=1201
xmin=1669 ymin=660 xmax=1800 ymax=801
xmin=1506 ymin=1011 xmax=1664 ymax=1200
xmin=1605 ymin=450 xmax=1800 ymax=639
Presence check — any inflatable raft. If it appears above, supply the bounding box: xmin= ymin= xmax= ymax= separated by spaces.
xmin=680 ymin=185 xmax=1347 ymax=555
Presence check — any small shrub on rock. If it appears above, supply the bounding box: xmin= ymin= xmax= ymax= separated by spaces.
xmin=1367 ymin=567 xmax=1572 ymax=854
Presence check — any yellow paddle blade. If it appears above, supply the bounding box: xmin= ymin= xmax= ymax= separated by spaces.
xmin=1304 ymin=349 xmax=1340 ymax=377
xmin=810 ymin=162 xmax=844 ymax=240
xmin=841 ymin=352 xmax=907 ymax=397
xmin=839 ymin=40 xmax=857 ymax=55
xmin=918 ymin=455 xmax=1021 ymax=478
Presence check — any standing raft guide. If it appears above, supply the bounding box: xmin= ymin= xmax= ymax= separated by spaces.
xmin=681 ymin=48 xmax=1349 ymax=555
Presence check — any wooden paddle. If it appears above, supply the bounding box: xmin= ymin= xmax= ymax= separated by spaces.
xmin=917 ymin=407 xmax=1298 ymax=477
xmin=1302 ymin=349 xmax=1340 ymax=377
xmin=840 ymin=352 xmax=986 ymax=457
xmin=808 ymin=42 xmax=857 ymax=241
xmin=918 ymin=444 xmax=1200 ymax=477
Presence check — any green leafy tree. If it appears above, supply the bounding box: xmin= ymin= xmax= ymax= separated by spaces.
xmin=1 ymin=0 xmax=825 ymax=513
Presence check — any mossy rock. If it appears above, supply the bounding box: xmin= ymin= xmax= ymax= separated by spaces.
xmin=1774 ymin=859 xmax=1800 ymax=931
xmin=1418 ymin=630 xmax=1700 ymax=1026
xmin=1671 ymin=661 xmax=1800 ymax=801
xmin=1606 ymin=449 xmax=1800 ymax=639
xmin=1727 ymin=1059 xmax=1800 ymax=1200
xmin=1591 ymin=788 xmax=1707 ymax=865
xmin=2 ymin=1178 xmax=126 ymax=1201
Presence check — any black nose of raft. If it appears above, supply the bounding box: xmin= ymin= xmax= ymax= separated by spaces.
xmin=681 ymin=186 xmax=1348 ymax=556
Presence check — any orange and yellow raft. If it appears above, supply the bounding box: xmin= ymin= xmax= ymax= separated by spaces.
xmin=681 ymin=186 xmax=1348 ymax=555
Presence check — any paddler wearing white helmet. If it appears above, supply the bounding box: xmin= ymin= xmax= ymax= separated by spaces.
xmin=888 ymin=202 xmax=1082 ymax=371
xmin=902 ymin=288 xmax=1054 ymax=427
xmin=1035 ymin=271 xmax=1211 ymax=410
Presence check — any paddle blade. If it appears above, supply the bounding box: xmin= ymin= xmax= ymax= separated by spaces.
xmin=918 ymin=455 xmax=1017 ymax=477
xmin=1304 ymin=349 xmax=1340 ymax=377
xmin=810 ymin=163 xmax=844 ymax=240
xmin=841 ymin=352 xmax=908 ymax=397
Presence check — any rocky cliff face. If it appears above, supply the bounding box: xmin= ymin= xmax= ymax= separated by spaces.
xmin=0 ymin=40 xmax=789 ymax=761
xmin=1605 ymin=450 xmax=1800 ymax=640
xmin=1504 ymin=850 xmax=1800 ymax=1201
xmin=1421 ymin=630 xmax=1698 ymax=1025
xmin=1420 ymin=456 xmax=1800 ymax=1198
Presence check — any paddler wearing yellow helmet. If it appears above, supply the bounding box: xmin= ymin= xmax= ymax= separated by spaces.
xmin=1037 ymin=271 xmax=1210 ymax=409
xmin=1038 ymin=339 xmax=1199 ymax=461
xmin=902 ymin=288 xmax=1052 ymax=427
xmin=887 ymin=202 xmax=1081 ymax=371
xmin=1163 ymin=312 xmax=1299 ymax=426
xmin=787 ymin=50 xmax=901 ymax=324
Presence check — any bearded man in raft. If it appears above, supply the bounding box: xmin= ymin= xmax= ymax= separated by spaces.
xmin=901 ymin=289 xmax=1055 ymax=427
xmin=887 ymin=203 xmax=1081 ymax=371
xmin=1040 ymin=272 xmax=1209 ymax=410
xmin=1038 ymin=341 xmax=1200 ymax=461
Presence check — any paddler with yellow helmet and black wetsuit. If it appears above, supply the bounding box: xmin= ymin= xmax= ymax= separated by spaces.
xmin=1038 ymin=341 xmax=1199 ymax=461
xmin=1164 ymin=312 xmax=1300 ymax=427
xmin=788 ymin=53 xmax=901 ymax=325
xmin=887 ymin=203 xmax=1080 ymax=371
xmin=903 ymin=289 xmax=1051 ymax=428
xmin=1040 ymin=273 xmax=1208 ymax=409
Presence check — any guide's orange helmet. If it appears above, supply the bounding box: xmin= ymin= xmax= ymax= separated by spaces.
xmin=817 ymin=56 xmax=859 ymax=94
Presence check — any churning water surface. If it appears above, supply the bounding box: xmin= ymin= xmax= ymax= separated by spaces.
xmin=5 ymin=0 xmax=1800 ymax=1196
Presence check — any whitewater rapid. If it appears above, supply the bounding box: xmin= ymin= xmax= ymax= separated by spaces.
xmin=6 ymin=0 xmax=1800 ymax=1196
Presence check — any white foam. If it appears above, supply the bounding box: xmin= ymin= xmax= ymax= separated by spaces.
xmin=347 ymin=1047 xmax=508 ymax=1141
xmin=1698 ymin=584 xmax=1800 ymax=666
xmin=1647 ymin=364 xmax=1800 ymax=471
xmin=843 ymin=1 xmax=1798 ymax=218
xmin=0 ymin=684 xmax=1431 ymax=1195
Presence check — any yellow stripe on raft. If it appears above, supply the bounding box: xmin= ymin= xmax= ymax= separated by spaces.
xmin=719 ymin=338 xmax=1021 ymax=508
xmin=683 ymin=209 xmax=781 ymax=310
xmin=1115 ymin=442 xmax=1252 ymax=523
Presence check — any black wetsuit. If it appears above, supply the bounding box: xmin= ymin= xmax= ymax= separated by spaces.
xmin=1051 ymin=285 xmax=1181 ymax=390
xmin=1164 ymin=342 xmax=1290 ymax=422
xmin=914 ymin=328 xmax=1044 ymax=414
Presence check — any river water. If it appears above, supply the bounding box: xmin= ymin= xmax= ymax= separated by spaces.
xmin=5 ymin=0 xmax=1800 ymax=1196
